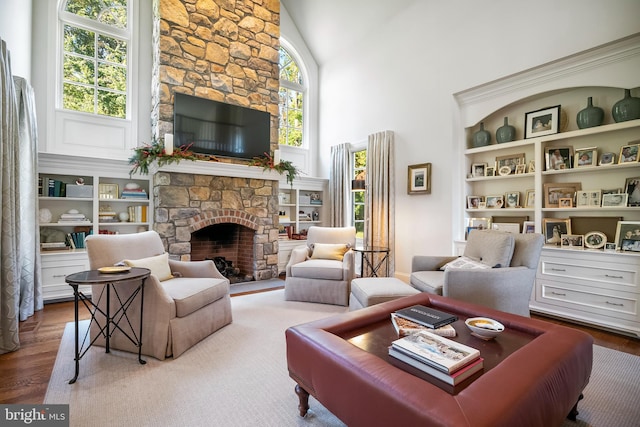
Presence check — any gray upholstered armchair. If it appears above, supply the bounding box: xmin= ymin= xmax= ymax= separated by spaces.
xmin=85 ymin=230 xmax=232 ymax=360
xmin=410 ymin=229 xmax=544 ymax=316
xmin=284 ymin=226 xmax=356 ymax=306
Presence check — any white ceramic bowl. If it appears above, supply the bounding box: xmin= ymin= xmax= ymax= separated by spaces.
xmin=465 ymin=317 xmax=504 ymax=340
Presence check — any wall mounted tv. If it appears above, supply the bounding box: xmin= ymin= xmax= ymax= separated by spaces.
xmin=173 ymin=93 xmax=271 ymax=160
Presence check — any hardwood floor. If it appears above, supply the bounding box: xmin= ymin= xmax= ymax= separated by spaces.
xmin=1 ymin=296 xmax=638 ymax=404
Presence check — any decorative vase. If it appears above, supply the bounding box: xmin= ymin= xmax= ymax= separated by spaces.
xmin=496 ymin=117 xmax=516 ymax=143
xmin=612 ymin=89 xmax=640 ymax=123
xmin=119 ymin=212 xmax=130 ymax=222
xmin=472 ymin=122 xmax=491 ymax=147
xmin=576 ymin=97 xmax=604 ymax=129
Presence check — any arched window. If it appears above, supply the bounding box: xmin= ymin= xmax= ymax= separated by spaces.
xmin=59 ymin=0 xmax=130 ymax=118
xmin=278 ymin=46 xmax=305 ymax=147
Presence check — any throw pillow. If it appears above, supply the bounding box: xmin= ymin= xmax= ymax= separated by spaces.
xmin=464 ymin=230 xmax=515 ymax=268
xmin=441 ymin=256 xmax=491 ymax=270
xmin=310 ymin=243 xmax=350 ymax=261
xmin=123 ymin=252 xmax=173 ymax=281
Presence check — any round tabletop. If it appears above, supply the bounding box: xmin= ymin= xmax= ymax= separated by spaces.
xmin=65 ymin=267 xmax=151 ymax=285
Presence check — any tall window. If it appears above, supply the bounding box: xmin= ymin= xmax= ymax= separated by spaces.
xmin=278 ymin=46 xmax=304 ymax=147
xmin=352 ymin=149 xmax=367 ymax=239
xmin=59 ymin=0 xmax=129 ymax=118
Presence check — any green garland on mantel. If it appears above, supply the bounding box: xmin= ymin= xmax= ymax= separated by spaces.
xmin=249 ymin=152 xmax=301 ymax=186
xmin=128 ymin=140 xmax=212 ymax=176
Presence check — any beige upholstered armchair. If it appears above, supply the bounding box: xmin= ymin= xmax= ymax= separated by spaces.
xmin=410 ymin=229 xmax=544 ymax=316
xmin=285 ymin=226 xmax=356 ymax=306
xmin=85 ymin=230 xmax=232 ymax=360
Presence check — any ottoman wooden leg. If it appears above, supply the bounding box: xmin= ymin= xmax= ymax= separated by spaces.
xmin=295 ymin=384 xmax=310 ymax=417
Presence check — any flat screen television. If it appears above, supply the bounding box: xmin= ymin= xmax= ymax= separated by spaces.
xmin=173 ymin=93 xmax=271 ymax=160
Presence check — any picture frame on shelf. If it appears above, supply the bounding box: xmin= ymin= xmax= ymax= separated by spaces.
xmin=570 ymin=216 xmax=622 ymax=243
xmin=490 ymin=216 xmax=528 ymax=230
xmin=561 ymin=234 xmax=584 ymax=249
xmin=515 ymin=164 xmax=527 ymax=174
xmin=504 ymin=191 xmax=520 ymax=208
xmin=525 ymin=189 xmax=535 ymax=208
xmin=599 ymin=152 xmax=615 ymax=166
xmin=584 ymin=231 xmax=607 ymax=249
xmin=621 ymin=239 xmax=640 ymax=252
xmin=545 ymin=147 xmax=573 ymax=170
xmin=467 ymin=196 xmax=484 ymax=209
xmin=576 ymin=191 xmax=589 ymax=208
xmin=604 ymin=242 xmax=617 ymax=252
xmin=527 ymin=160 xmax=535 ymax=173
xmin=408 ymin=163 xmax=431 ymax=194
xmin=496 ymin=153 xmax=525 ymax=175
xmin=472 ymin=163 xmax=487 ymax=177
xmin=478 ymin=201 xmax=487 ymax=209
xmin=524 ymin=105 xmax=561 ymax=139
xmin=542 ymin=218 xmax=571 ymax=245
xmin=491 ymin=222 xmax=520 ymax=233
xmin=522 ymin=221 xmax=535 ymax=234
xmin=544 ymin=182 xmax=581 ymax=208
xmin=624 ymin=177 xmax=640 ymax=206
xmin=485 ymin=195 xmax=504 ymax=209
xmin=614 ymin=221 xmax=640 ymax=249
xmin=574 ymin=147 xmax=597 ymax=167
xmin=467 ymin=217 xmax=491 ymax=230
xmin=559 ymin=197 xmax=573 ymax=208
xmin=601 ymin=193 xmax=628 ymax=208
xmin=485 ymin=166 xmax=495 ymax=177
xmin=589 ymin=190 xmax=602 ymax=207
xmin=98 ymin=183 xmax=119 ymax=200
xmin=618 ymin=143 xmax=639 ymax=164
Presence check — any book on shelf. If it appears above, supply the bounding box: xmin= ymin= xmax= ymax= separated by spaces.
xmin=389 ymin=347 xmax=484 ymax=386
xmin=390 ymin=330 xmax=480 ymax=374
xmin=394 ymin=305 xmax=458 ymax=329
xmin=391 ymin=313 xmax=456 ymax=338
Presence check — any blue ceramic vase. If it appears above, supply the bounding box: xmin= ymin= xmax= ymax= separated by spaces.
xmin=576 ymin=97 xmax=604 ymax=129
xmin=496 ymin=117 xmax=516 ymax=143
xmin=612 ymin=89 xmax=640 ymax=123
xmin=472 ymin=122 xmax=491 ymax=147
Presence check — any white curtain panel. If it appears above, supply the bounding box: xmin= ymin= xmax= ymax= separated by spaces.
xmin=365 ymin=130 xmax=395 ymax=276
xmin=329 ymin=143 xmax=351 ymax=227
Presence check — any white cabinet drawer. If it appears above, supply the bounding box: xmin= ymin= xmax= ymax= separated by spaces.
xmin=536 ymin=279 xmax=638 ymax=321
xmin=41 ymin=252 xmax=90 ymax=301
xmin=540 ymin=260 xmax=637 ymax=288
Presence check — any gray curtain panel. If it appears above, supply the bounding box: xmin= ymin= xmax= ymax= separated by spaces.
xmin=365 ymin=130 xmax=395 ymax=277
xmin=329 ymin=143 xmax=351 ymax=227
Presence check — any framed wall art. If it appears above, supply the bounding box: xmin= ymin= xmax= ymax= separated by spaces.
xmin=525 ymin=105 xmax=561 ymax=139
xmin=407 ymin=163 xmax=431 ymax=194
xmin=544 ymin=182 xmax=581 ymax=208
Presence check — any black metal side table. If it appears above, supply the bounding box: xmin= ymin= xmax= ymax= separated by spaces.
xmin=354 ymin=246 xmax=390 ymax=277
xmin=65 ymin=267 xmax=150 ymax=384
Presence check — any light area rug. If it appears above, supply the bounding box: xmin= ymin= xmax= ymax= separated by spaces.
xmin=45 ymin=290 xmax=640 ymax=427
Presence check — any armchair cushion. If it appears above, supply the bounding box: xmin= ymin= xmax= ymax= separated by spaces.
xmin=162 ymin=277 xmax=229 ymax=318
xmin=124 ymin=253 xmax=173 ymax=281
xmin=440 ymin=256 xmax=492 ymax=270
xmin=290 ymin=259 xmax=346 ymax=281
xmin=463 ymin=229 xmax=515 ymax=268
xmin=410 ymin=270 xmax=445 ymax=294
xmin=311 ymin=243 xmax=350 ymax=261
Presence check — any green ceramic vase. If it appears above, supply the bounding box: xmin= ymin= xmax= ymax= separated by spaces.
xmin=576 ymin=96 xmax=604 ymax=129
xmin=612 ymin=89 xmax=640 ymax=123
xmin=472 ymin=122 xmax=491 ymax=147
xmin=496 ymin=117 xmax=516 ymax=143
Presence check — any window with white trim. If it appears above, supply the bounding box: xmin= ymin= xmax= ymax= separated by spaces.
xmin=59 ymin=0 xmax=130 ymax=119
xmin=278 ymin=46 xmax=304 ymax=147
xmin=352 ymin=149 xmax=367 ymax=239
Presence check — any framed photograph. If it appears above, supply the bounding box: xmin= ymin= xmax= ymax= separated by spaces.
xmin=522 ymin=221 xmax=535 ymax=234
xmin=527 ymin=160 xmax=536 ymax=173
xmin=504 ymin=191 xmax=520 ymax=208
xmin=625 ymin=177 xmax=640 ymax=206
xmin=408 ymin=163 xmax=431 ymax=194
xmin=604 ymin=242 xmax=617 ymax=252
xmin=599 ymin=152 xmax=615 ymax=166
xmin=576 ymin=191 xmax=589 ymax=208
xmin=467 ymin=217 xmax=491 ymax=230
xmin=478 ymin=202 xmax=487 ymax=209
xmin=496 ymin=153 xmax=526 ymax=175
xmin=619 ymin=143 xmax=639 ymax=164
xmin=621 ymin=239 xmax=640 ymax=252
xmin=472 ymin=163 xmax=487 ymax=177
xmin=515 ymin=164 xmax=527 ymax=174
xmin=491 ymin=216 xmax=528 ymax=229
xmin=485 ymin=195 xmax=504 ymax=209
xmin=542 ymin=218 xmax=571 ymax=245
xmin=525 ymin=189 xmax=535 ymax=208
xmin=544 ymin=182 xmax=581 ymax=208
xmin=589 ymin=190 xmax=602 ymax=207
xmin=491 ymin=222 xmax=520 ymax=233
xmin=601 ymin=193 xmax=628 ymax=208
xmin=561 ymin=234 xmax=584 ymax=248
xmin=485 ymin=166 xmax=495 ymax=177
xmin=570 ymin=216 xmax=622 ymax=243
xmin=574 ymin=147 xmax=597 ymax=167
xmin=584 ymin=231 xmax=606 ymax=249
xmin=545 ymin=147 xmax=573 ymax=170
xmin=559 ymin=197 xmax=573 ymax=208
xmin=98 ymin=183 xmax=119 ymax=200
xmin=467 ymin=196 xmax=484 ymax=209
xmin=614 ymin=221 xmax=640 ymax=249
xmin=525 ymin=105 xmax=561 ymax=139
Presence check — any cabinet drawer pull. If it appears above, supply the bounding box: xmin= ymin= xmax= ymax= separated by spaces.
xmin=52 ymin=274 xmax=67 ymax=278
xmin=604 ymin=274 xmax=623 ymax=279
xmin=550 ymin=291 xmax=566 ymax=296
xmin=605 ymin=301 xmax=624 ymax=307
xmin=550 ymin=268 xmax=566 ymax=272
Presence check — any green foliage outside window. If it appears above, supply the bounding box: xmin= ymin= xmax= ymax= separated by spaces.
xmin=278 ymin=47 xmax=304 ymax=147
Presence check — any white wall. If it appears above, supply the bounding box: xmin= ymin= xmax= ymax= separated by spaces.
xmin=314 ymin=0 xmax=640 ymax=279
xmin=0 ymin=0 xmax=32 ymax=80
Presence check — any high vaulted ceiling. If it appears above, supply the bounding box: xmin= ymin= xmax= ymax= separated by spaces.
xmin=281 ymin=0 xmax=417 ymax=65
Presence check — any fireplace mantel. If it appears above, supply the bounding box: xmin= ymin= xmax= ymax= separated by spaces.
xmin=150 ymin=160 xmax=283 ymax=181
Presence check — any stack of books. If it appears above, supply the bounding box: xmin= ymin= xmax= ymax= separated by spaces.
xmin=66 ymin=231 xmax=88 ymax=249
xmin=121 ymin=188 xmax=148 ymax=199
xmin=57 ymin=212 xmax=89 ymax=224
xmin=393 ymin=304 xmax=459 ymax=329
xmin=99 ymin=209 xmax=118 ymax=223
xmin=127 ymin=205 xmax=148 ymax=222
xmin=388 ymin=330 xmax=483 ymax=386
